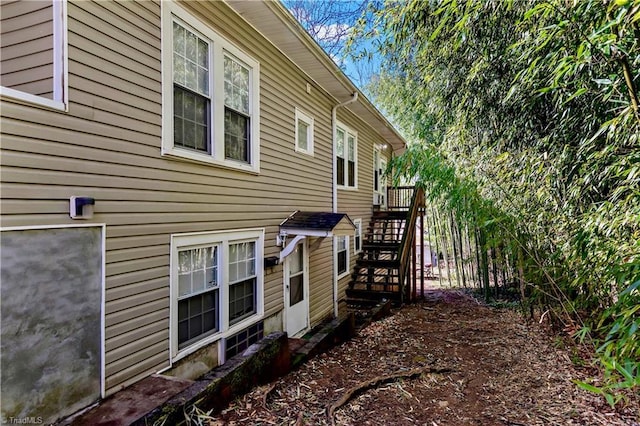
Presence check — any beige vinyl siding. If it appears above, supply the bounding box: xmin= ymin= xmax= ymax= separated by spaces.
xmin=309 ymin=240 xmax=335 ymax=325
xmin=0 ymin=0 xmax=54 ymax=98
xmin=0 ymin=0 xmax=340 ymax=395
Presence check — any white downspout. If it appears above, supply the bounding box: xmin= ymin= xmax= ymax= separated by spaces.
xmin=331 ymin=92 xmax=358 ymax=317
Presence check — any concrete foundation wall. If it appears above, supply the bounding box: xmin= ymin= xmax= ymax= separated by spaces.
xmin=0 ymin=226 xmax=103 ymax=424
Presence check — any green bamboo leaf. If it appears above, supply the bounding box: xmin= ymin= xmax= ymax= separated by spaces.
xmin=563 ymin=87 xmax=588 ymax=105
xmin=575 ymin=380 xmax=603 ymax=394
xmin=614 ymin=362 xmax=635 ymax=382
xmin=604 ymin=393 xmax=617 ymax=407
xmin=593 ymin=78 xmax=612 ymax=85
xmin=620 ymin=279 xmax=640 ymax=296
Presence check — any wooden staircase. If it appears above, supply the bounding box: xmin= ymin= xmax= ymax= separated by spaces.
xmin=346 ymin=187 xmax=424 ymax=305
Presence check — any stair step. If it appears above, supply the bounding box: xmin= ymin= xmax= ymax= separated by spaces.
xmin=344 ymin=297 xmax=381 ymax=307
xmin=373 ymin=211 xmax=408 ymax=220
xmin=352 ymin=268 xmax=400 ymax=275
xmin=364 ymin=240 xmax=402 ymax=247
xmin=346 ymin=288 xmax=402 ymax=301
xmin=351 ymin=269 xmax=400 ymax=277
xmin=352 ymin=276 xmax=400 ymax=283
xmin=355 ymin=259 xmax=400 ymax=268
xmin=362 ymin=242 xmax=400 ymax=250
xmin=350 ymin=285 xmax=400 ymax=293
xmin=358 ymin=257 xmax=399 ymax=264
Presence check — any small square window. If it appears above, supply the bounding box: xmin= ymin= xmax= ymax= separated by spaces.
xmin=295 ymin=108 xmax=314 ymax=155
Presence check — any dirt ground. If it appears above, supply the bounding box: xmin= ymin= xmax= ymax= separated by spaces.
xmin=208 ymin=288 xmax=639 ymax=426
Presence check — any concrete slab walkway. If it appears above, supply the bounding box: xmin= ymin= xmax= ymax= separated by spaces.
xmin=59 ymin=313 xmax=360 ymax=426
xmin=63 ymin=375 xmax=193 ymax=426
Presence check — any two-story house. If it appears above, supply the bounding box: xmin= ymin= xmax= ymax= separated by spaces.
xmin=0 ymin=0 xmax=408 ymax=422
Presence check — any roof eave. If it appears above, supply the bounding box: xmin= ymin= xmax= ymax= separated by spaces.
xmin=224 ymin=0 xmax=406 ymax=154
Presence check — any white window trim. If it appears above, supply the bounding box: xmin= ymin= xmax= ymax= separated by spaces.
xmin=169 ymin=228 xmax=265 ymax=363
xmin=353 ymin=218 xmax=362 ymax=254
xmin=336 ymin=235 xmax=350 ymax=280
xmin=294 ymin=107 xmax=314 ymax=156
xmin=336 ymin=121 xmax=358 ymax=190
xmin=161 ymin=1 xmax=261 ymax=173
xmin=0 ymin=0 xmax=68 ymax=111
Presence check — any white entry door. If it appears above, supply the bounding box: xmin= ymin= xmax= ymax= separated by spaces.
xmin=380 ymin=158 xmax=388 ymax=209
xmin=284 ymin=241 xmax=309 ymax=337
xmin=374 ymin=149 xmax=388 ymax=208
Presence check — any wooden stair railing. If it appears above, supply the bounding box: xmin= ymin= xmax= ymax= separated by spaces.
xmin=347 ymin=186 xmax=424 ymax=304
xmin=396 ymin=186 xmax=424 ymax=303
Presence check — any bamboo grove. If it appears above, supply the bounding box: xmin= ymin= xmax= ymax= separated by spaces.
xmin=352 ymin=0 xmax=640 ymax=405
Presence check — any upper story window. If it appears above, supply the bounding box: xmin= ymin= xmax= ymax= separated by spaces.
xmin=0 ymin=0 xmax=67 ymax=110
xmin=295 ymin=108 xmax=314 ymax=155
xmin=162 ymin=1 xmax=260 ymax=173
xmin=336 ymin=123 xmax=357 ymax=189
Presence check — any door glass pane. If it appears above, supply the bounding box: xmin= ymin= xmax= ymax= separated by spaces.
xmin=289 ymin=274 xmax=303 ymax=306
xmin=290 ymin=244 xmax=303 ymax=274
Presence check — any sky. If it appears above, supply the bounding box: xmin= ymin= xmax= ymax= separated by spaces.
xmin=282 ymin=0 xmax=382 ymax=93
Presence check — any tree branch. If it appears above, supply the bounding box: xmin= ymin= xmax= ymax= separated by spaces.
xmin=619 ymin=54 xmax=640 ymax=126
xmin=326 ymin=366 xmax=454 ymax=425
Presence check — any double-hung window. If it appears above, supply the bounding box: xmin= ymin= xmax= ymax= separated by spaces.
xmin=162 ymin=1 xmax=260 ymax=173
xmin=353 ymin=219 xmax=362 ymax=254
xmin=171 ymin=229 xmax=264 ymax=361
xmin=177 ymin=246 xmax=219 ymax=348
xmin=0 ymin=0 xmax=67 ymax=110
xmin=336 ymin=123 xmax=357 ymax=188
xmin=336 ymin=235 xmax=349 ymax=278
xmin=228 ymin=241 xmax=257 ymax=325
xmin=295 ymin=108 xmax=314 ymax=155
